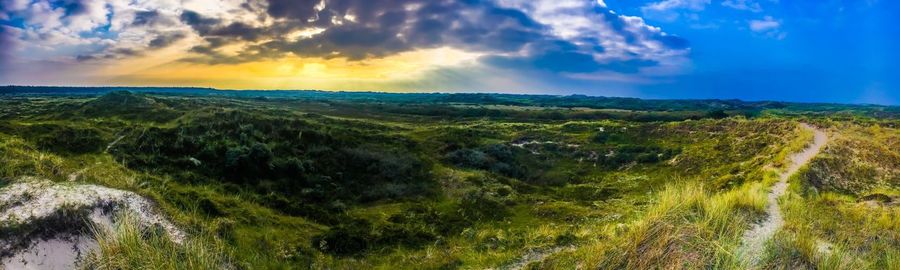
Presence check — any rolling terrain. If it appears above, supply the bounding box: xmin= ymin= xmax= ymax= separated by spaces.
xmin=0 ymin=89 xmax=896 ymax=269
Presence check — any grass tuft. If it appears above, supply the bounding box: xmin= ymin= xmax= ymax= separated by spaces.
xmin=82 ymin=213 xmax=230 ymax=270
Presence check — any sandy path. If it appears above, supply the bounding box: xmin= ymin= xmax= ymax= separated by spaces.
xmin=105 ymin=134 xmax=126 ymax=153
xmin=738 ymin=123 xmax=827 ymax=266
xmin=500 ymin=246 xmax=573 ymax=270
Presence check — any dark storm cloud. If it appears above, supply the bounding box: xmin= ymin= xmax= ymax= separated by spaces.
xmin=76 ymin=46 xmax=143 ymax=62
xmin=181 ymin=9 xmax=268 ymax=44
xmin=132 ymin=11 xmax=160 ymax=25
xmin=212 ymin=22 xmax=264 ymax=41
xmin=184 ymin=0 xmax=561 ymax=62
xmin=132 ymin=10 xmax=181 ymax=28
xmin=180 ymin=10 xmax=222 ymax=35
xmin=149 ymin=32 xmax=186 ymax=48
xmin=178 ymin=0 xmax=689 ymax=76
xmin=75 ymin=54 xmax=97 ymax=61
xmin=117 ymin=48 xmax=141 ymax=56
xmin=265 ymin=0 xmax=321 ymax=20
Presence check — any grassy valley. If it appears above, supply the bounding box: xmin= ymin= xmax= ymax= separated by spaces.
xmin=0 ymin=89 xmax=896 ymax=269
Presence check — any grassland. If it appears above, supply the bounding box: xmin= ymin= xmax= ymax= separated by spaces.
xmin=0 ymin=89 xmax=896 ymax=269
xmin=760 ymin=121 xmax=900 ymax=270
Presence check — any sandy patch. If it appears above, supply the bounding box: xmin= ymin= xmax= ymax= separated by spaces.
xmin=0 ymin=177 xmax=184 ymax=268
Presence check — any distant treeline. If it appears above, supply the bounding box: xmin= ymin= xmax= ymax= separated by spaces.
xmin=1 ymin=86 xmax=896 ymax=115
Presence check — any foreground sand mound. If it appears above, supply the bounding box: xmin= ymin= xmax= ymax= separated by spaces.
xmin=0 ymin=177 xmax=184 ymax=269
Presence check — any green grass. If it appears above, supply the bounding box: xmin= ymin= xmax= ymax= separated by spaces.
xmin=758 ymin=123 xmax=899 ymax=269
xmin=762 ymin=172 xmax=900 ymax=269
xmin=0 ymin=92 xmax=896 ymax=269
xmin=536 ymin=178 xmax=770 ymax=269
xmin=537 ymin=121 xmax=811 ymax=269
xmin=82 ymin=213 xmax=230 ymax=270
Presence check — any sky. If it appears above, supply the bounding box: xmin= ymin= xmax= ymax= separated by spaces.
xmin=0 ymin=0 xmax=897 ymax=104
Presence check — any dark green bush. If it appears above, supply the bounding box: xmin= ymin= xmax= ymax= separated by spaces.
xmin=313 ymin=219 xmax=373 ymax=256
xmin=458 ymin=190 xmax=509 ymax=221
xmin=112 ymin=111 xmax=437 ymax=224
xmin=445 ymin=144 xmax=529 ymax=178
xmin=26 ymin=124 xmax=105 ymax=154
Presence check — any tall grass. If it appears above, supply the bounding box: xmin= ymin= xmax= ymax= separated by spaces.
xmin=770 ymin=124 xmax=815 ymax=171
xmin=0 ymin=136 xmax=69 ymax=181
xmin=539 ymin=121 xmax=811 ymax=269
xmin=1 ymin=103 xmax=829 ymax=269
xmin=535 ymin=178 xmax=772 ymax=269
xmin=82 ymin=213 xmax=230 ymax=270
xmin=756 ymin=123 xmax=900 ymax=269
xmin=597 ymin=180 xmax=768 ymax=269
xmin=760 ymin=165 xmax=900 ymax=269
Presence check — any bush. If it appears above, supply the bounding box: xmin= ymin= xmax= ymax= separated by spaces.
xmin=111 ymin=112 xmax=436 ymax=221
xmin=458 ymin=189 xmax=509 ymax=221
xmin=28 ymin=124 xmax=105 ymax=154
xmin=705 ymin=109 xmax=729 ymax=119
xmin=445 ymin=144 xmax=528 ymax=178
xmin=313 ymin=219 xmax=373 ymax=256
xmin=375 ymin=223 xmax=436 ymax=248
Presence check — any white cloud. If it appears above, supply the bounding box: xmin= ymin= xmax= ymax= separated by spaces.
xmin=1 ymin=0 xmax=30 ymax=11
xmin=640 ymin=0 xmax=710 ymax=21
xmin=749 ymin=16 xmax=780 ymax=32
xmin=2 ymin=0 xmax=693 ymax=86
xmin=642 ymin=0 xmax=711 ymax=11
xmin=497 ymin=1 xmax=690 ymax=59
xmin=1 ymin=0 xmax=240 ymax=63
xmin=495 ymin=0 xmax=691 ymax=78
xmin=722 ymin=0 xmax=763 ymax=12
xmin=749 ymin=16 xmax=786 ymax=39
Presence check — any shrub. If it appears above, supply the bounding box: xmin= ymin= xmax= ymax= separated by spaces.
xmin=313 ymin=219 xmax=373 ymax=256
xmin=27 ymin=124 xmax=105 ymax=154
xmin=458 ymin=189 xmax=509 ymax=221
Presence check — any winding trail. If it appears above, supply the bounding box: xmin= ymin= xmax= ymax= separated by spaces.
xmin=738 ymin=123 xmax=828 ymax=266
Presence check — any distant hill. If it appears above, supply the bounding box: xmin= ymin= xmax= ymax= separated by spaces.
xmin=77 ymin=91 xmax=182 ymax=122
xmin=1 ymin=86 xmax=896 ymax=114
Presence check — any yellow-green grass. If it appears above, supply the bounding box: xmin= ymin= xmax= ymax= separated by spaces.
xmin=0 ymin=100 xmax=827 ymax=270
xmin=758 ymin=122 xmax=899 ymax=269
xmin=535 ymin=121 xmax=812 ymax=269
xmin=761 ymin=167 xmax=900 ymax=269
xmin=82 ymin=213 xmax=230 ymax=270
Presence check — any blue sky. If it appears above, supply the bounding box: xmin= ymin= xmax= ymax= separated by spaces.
xmin=0 ymin=0 xmax=897 ymax=104
xmin=618 ymin=0 xmax=899 ymax=104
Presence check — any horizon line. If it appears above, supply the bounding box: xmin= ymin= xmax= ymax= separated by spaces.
xmin=1 ymin=85 xmax=896 ymax=107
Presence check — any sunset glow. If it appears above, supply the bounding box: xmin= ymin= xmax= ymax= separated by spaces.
xmin=1 ymin=0 xmax=897 ymax=103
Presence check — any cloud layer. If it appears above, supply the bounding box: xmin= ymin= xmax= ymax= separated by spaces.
xmin=0 ymin=0 xmax=690 ymax=90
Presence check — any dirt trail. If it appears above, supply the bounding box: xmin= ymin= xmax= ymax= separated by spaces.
xmin=738 ymin=123 xmax=827 ymax=266
xmin=500 ymin=246 xmax=573 ymax=270
xmin=105 ymin=134 xmax=126 ymax=153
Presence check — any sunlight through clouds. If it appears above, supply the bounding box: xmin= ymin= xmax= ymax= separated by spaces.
xmin=0 ymin=0 xmax=687 ymax=92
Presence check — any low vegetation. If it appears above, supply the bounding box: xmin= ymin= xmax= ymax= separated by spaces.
xmin=0 ymin=89 xmax=895 ymax=269
xmin=760 ymin=123 xmax=900 ymax=269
